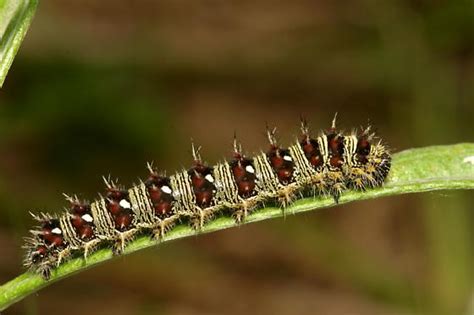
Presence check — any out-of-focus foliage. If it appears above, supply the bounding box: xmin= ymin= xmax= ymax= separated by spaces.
xmin=0 ymin=1 xmax=472 ymax=315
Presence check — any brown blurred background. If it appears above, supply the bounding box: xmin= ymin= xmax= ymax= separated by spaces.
xmin=0 ymin=1 xmax=473 ymax=314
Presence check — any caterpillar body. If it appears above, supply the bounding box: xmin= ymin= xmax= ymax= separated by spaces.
xmin=23 ymin=117 xmax=391 ymax=279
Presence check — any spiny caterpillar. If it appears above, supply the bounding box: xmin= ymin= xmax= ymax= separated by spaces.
xmin=23 ymin=117 xmax=391 ymax=279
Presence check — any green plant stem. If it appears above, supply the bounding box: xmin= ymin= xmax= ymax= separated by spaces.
xmin=0 ymin=0 xmax=38 ymax=87
xmin=1 ymin=143 xmax=474 ymax=310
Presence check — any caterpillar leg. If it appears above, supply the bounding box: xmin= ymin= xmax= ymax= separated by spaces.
xmin=151 ymin=215 xmax=179 ymax=240
xmin=277 ymin=184 xmax=299 ymax=209
xmin=83 ymin=239 xmax=101 ymax=261
xmin=233 ymin=197 xmax=259 ymax=223
xmin=56 ymin=248 xmax=72 ymax=267
xmin=112 ymin=229 xmax=137 ymax=255
xmin=38 ymin=263 xmax=53 ymax=280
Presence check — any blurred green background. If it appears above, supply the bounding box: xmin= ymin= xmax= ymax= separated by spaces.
xmin=0 ymin=1 xmax=473 ymax=314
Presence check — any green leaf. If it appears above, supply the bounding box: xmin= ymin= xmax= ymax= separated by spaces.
xmin=1 ymin=143 xmax=473 ymax=310
xmin=0 ymin=0 xmax=38 ymax=88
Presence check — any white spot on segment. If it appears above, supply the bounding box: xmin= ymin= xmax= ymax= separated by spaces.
xmin=81 ymin=213 xmax=93 ymax=223
xmin=119 ymin=199 xmax=131 ymax=209
xmin=161 ymin=185 xmax=172 ymax=194
xmin=245 ymin=165 xmax=255 ymax=174
xmin=51 ymin=227 xmax=62 ymax=235
xmin=283 ymin=155 xmax=293 ymax=161
xmin=463 ymin=156 xmax=474 ymax=165
xmin=205 ymin=174 xmax=215 ymax=183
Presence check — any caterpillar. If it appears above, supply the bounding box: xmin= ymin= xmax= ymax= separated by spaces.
xmin=23 ymin=116 xmax=391 ymax=279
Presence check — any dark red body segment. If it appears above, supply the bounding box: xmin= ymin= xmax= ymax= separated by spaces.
xmin=356 ymin=136 xmax=371 ymax=164
xmin=230 ymin=158 xmax=256 ymax=198
xmin=145 ymin=173 xmax=174 ymax=217
xmin=69 ymin=200 xmax=95 ymax=241
xmin=107 ymin=200 xmax=122 ymax=216
xmin=300 ymin=138 xmax=323 ymax=169
xmin=326 ymin=133 xmax=344 ymax=168
xmin=114 ymin=209 xmax=133 ymax=231
xmin=267 ymin=146 xmax=294 ymax=184
xmin=31 ymin=245 xmax=48 ymax=264
xmin=40 ymin=219 xmax=65 ymax=248
xmin=105 ymin=186 xmax=134 ymax=231
xmin=188 ymin=162 xmax=215 ymax=208
xmin=78 ymin=225 xmax=94 ymax=239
